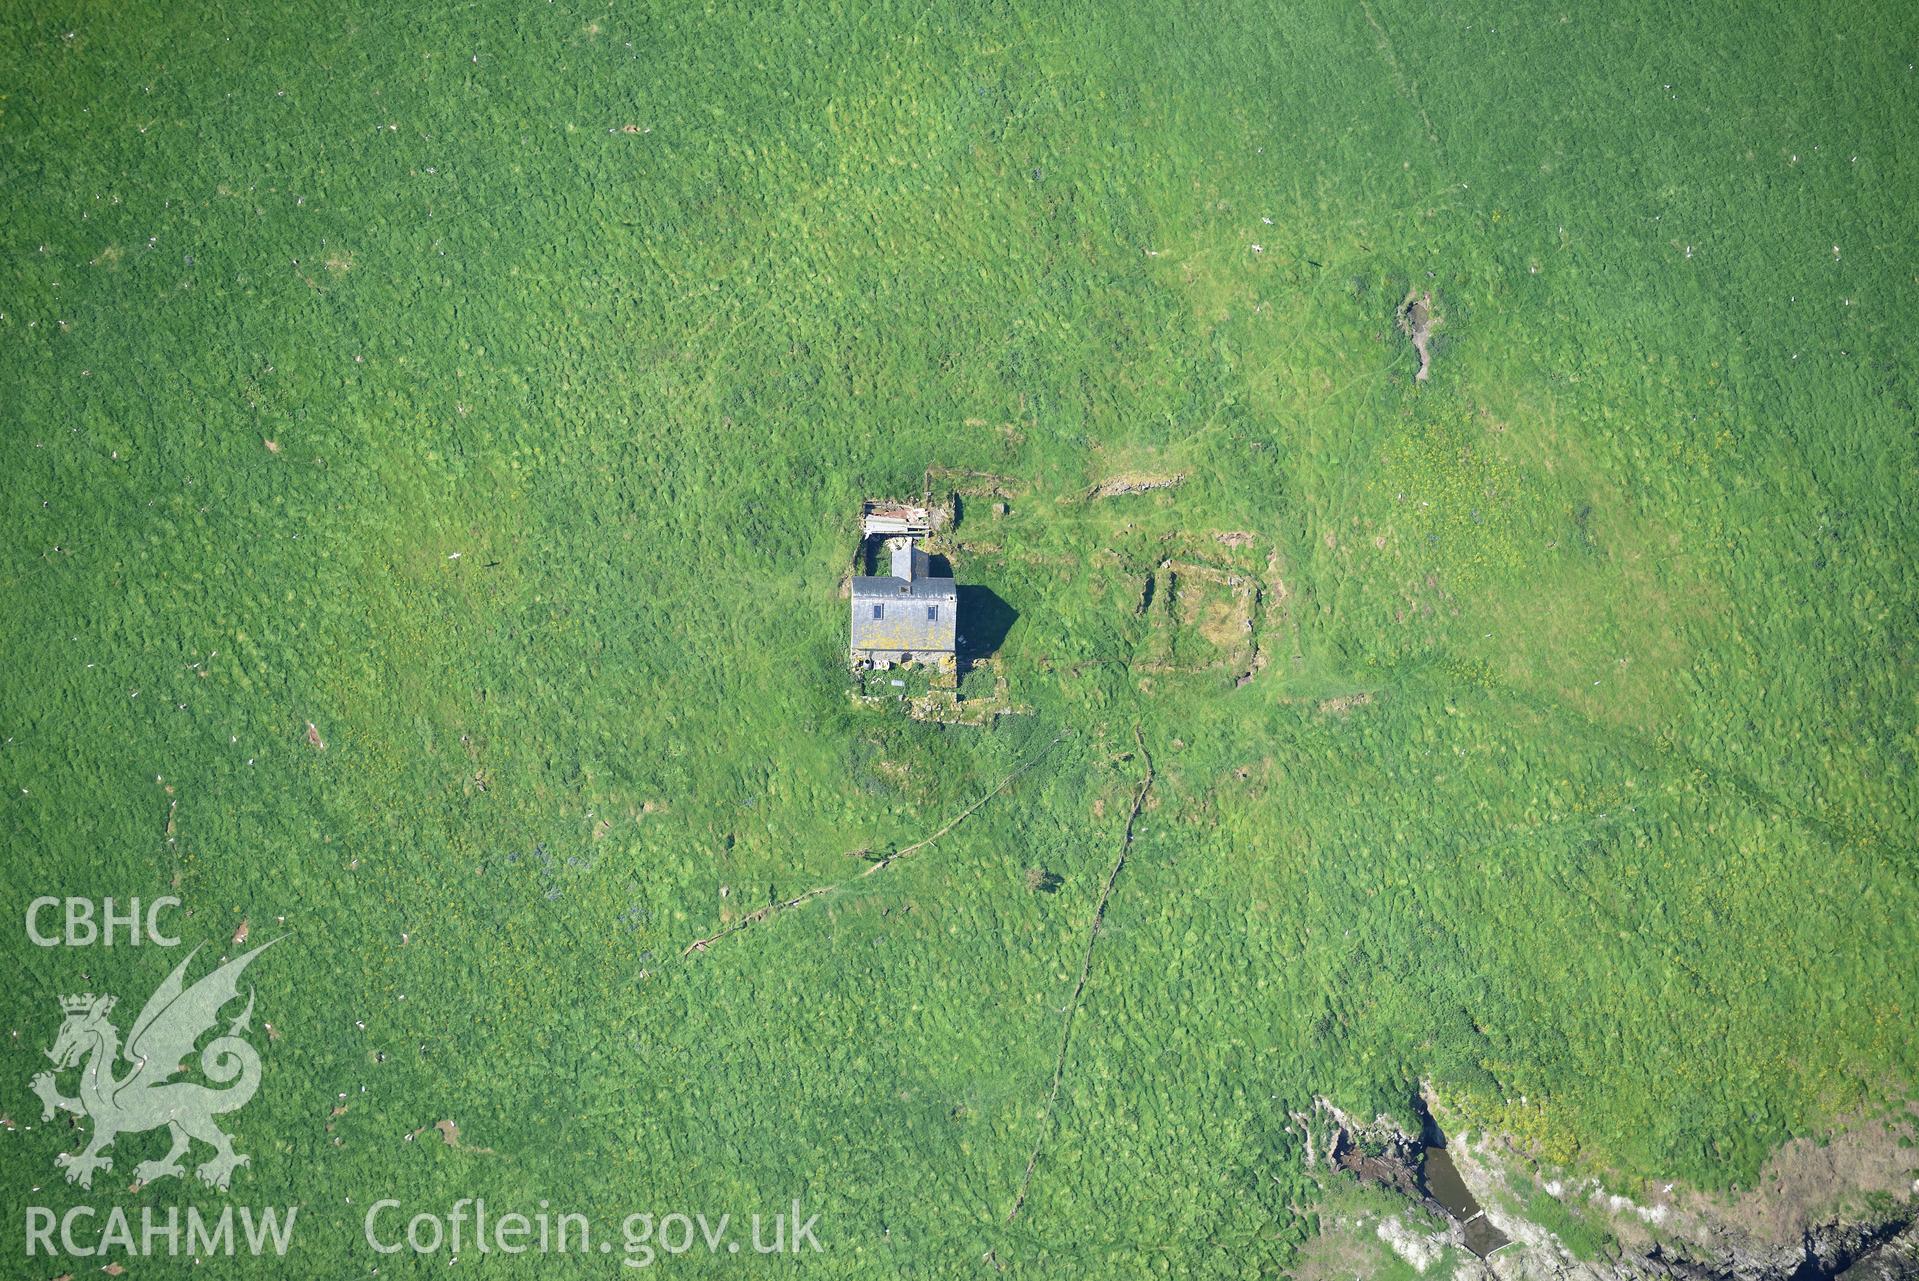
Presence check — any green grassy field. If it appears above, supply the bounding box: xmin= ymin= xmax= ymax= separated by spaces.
xmin=3 ymin=0 xmax=1916 ymax=1275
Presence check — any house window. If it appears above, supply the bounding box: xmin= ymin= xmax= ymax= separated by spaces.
xmin=926 ymin=605 xmax=939 ymax=621
xmin=871 ymin=604 xmax=884 ymax=620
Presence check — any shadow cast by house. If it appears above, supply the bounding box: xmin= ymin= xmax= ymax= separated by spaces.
xmin=956 ymin=584 xmax=1017 ymax=676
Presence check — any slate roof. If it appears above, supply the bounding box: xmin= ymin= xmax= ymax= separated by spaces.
xmin=851 ymin=574 xmax=958 ymax=600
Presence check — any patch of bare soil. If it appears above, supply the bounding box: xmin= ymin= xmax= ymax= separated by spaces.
xmin=408 ymin=1118 xmax=496 ymax=1154
xmin=1398 ymin=290 xmax=1440 ymax=382
xmin=1316 ymin=692 xmax=1375 ymax=716
xmin=1089 ymin=472 xmax=1185 ymax=499
xmin=1291 ymin=1222 xmax=1391 ymax=1281
xmin=1710 ymin=1106 xmax=1919 ymax=1246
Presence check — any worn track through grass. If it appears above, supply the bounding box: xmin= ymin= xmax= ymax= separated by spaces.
xmin=1007 ymin=727 xmax=1155 ymax=1223
xmin=681 ymin=731 xmax=1074 ymax=957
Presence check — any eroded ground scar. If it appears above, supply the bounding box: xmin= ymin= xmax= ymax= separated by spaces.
xmin=1006 ymin=727 xmax=1154 ymax=1224
xmin=1358 ymin=0 xmax=1440 ymax=149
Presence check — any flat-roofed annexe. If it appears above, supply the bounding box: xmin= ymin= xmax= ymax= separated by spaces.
xmin=859 ymin=499 xmax=932 ymax=539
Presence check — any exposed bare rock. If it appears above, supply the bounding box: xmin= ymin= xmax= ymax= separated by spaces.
xmin=1399 ymin=289 xmax=1441 ymax=381
xmin=1432 ymin=1096 xmax=1919 ymax=1281
xmin=1836 ymin=1218 xmax=1919 ymax=1281
xmin=1298 ymin=1088 xmax=1918 ymax=1281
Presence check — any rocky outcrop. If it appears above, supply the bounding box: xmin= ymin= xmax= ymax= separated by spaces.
xmin=1436 ymin=1104 xmax=1919 ymax=1281
xmin=1837 ymin=1218 xmax=1919 ymax=1280
xmin=1616 ymin=1210 xmax=1919 ymax=1281
xmin=1439 ymin=1211 xmax=1919 ymax=1281
xmin=1298 ymin=1092 xmax=1919 ymax=1281
xmin=1291 ymin=1098 xmax=1472 ymax=1243
xmin=1398 ymin=290 xmax=1439 ymax=381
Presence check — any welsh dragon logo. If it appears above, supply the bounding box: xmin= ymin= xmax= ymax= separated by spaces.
xmin=30 ymin=940 xmax=277 ymax=1191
